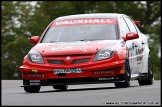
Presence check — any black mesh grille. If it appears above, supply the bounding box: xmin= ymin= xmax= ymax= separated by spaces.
xmin=72 ymin=58 xmax=90 ymax=64
xmin=47 ymin=60 xmax=64 ymax=64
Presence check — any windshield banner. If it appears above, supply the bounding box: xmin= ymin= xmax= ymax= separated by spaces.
xmin=52 ymin=18 xmax=116 ymax=26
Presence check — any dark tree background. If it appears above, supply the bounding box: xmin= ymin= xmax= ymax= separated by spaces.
xmin=1 ymin=1 xmax=161 ymax=79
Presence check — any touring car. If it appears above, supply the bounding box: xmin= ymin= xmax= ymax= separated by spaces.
xmin=19 ymin=13 xmax=154 ymax=93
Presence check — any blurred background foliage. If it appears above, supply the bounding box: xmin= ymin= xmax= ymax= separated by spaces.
xmin=1 ymin=1 xmax=161 ymax=79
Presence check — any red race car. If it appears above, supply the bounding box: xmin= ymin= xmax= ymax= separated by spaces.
xmin=19 ymin=13 xmax=154 ymax=93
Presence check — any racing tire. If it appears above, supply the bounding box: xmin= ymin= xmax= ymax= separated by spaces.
xmin=114 ymin=59 xmax=131 ymax=88
xmin=138 ymin=56 xmax=153 ymax=85
xmin=24 ymin=86 xmax=41 ymax=93
xmin=53 ymin=85 xmax=68 ymax=91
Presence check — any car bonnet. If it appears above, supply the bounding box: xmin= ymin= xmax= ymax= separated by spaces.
xmin=32 ymin=40 xmax=118 ymax=56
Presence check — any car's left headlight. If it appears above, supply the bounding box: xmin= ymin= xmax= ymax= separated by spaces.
xmin=94 ymin=47 xmax=114 ymax=61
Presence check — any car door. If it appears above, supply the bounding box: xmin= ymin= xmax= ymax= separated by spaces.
xmin=120 ymin=17 xmax=137 ymax=74
xmin=134 ymin=24 xmax=147 ymax=73
xmin=123 ymin=17 xmax=142 ymax=74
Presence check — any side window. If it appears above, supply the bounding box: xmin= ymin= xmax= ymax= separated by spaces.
xmin=134 ymin=23 xmax=141 ymax=33
xmin=124 ymin=17 xmax=137 ymax=33
xmin=120 ymin=17 xmax=130 ymax=37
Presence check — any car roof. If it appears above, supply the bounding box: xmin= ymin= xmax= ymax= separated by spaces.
xmin=55 ymin=13 xmax=125 ymax=21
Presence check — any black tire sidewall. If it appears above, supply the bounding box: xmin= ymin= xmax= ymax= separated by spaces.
xmin=148 ymin=56 xmax=153 ymax=83
xmin=125 ymin=59 xmax=131 ymax=86
xmin=24 ymin=86 xmax=40 ymax=93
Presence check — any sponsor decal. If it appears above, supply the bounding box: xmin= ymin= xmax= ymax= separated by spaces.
xmin=135 ymin=48 xmax=144 ymax=64
xmin=27 ymin=74 xmax=44 ymax=78
xmin=94 ymin=70 xmax=114 ymax=75
xmin=136 ymin=48 xmax=144 ymax=61
xmin=32 ymin=69 xmax=38 ymax=73
xmin=30 ymin=80 xmax=40 ymax=82
xmin=30 ymin=80 xmax=40 ymax=85
xmin=127 ymin=33 xmax=134 ymax=37
xmin=99 ymin=77 xmax=114 ymax=80
xmin=52 ymin=18 xmax=116 ymax=26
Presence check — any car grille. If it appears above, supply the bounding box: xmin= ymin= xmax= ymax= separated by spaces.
xmin=47 ymin=58 xmax=90 ymax=65
xmin=47 ymin=60 xmax=64 ymax=64
xmin=72 ymin=58 xmax=90 ymax=64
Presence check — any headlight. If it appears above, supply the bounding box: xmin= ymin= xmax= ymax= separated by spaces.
xmin=28 ymin=50 xmax=44 ymax=64
xmin=94 ymin=47 xmax=114 ymax=61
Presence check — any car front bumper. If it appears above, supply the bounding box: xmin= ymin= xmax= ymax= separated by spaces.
xmin=20 ymin=58 xmax=126 ymax=86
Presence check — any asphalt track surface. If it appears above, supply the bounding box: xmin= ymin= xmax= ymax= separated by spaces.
xmin=2 ymin=80 xmax=161 ymax=106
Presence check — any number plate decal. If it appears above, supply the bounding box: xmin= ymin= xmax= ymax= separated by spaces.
xmin=54 ymin=68 xmax=82 ymax=74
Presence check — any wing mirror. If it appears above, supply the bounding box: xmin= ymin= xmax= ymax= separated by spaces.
xmin=29 ymin=36 xmax=40 ymax=44
xmin=124 ymin=32 xmax=139 ymax=42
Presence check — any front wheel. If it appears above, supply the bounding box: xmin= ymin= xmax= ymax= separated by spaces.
xmin=138 ymin=56 xmax=154 ymax=85
xmin=24 ymin=86 xmax=41 ymax=93
xmin=114 ymin=59 xmax=131 ymax=88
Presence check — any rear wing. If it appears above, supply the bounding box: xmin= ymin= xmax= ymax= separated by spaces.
xmin=134 ymin=21 xmax=140 ymax=27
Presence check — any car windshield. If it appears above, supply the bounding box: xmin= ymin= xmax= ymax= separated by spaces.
xmin=41 ymin=19 xmax=119 ymax=43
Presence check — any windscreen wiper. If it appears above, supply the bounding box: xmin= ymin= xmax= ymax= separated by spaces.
xmin=79 ymin=39 xmax=104 ymax=41
xmin=50 ymin=41 xmax=59 ymax=43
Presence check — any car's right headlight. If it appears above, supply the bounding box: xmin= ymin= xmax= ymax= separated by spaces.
xmin=28 ymin=50 xmax=44 ymax=64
